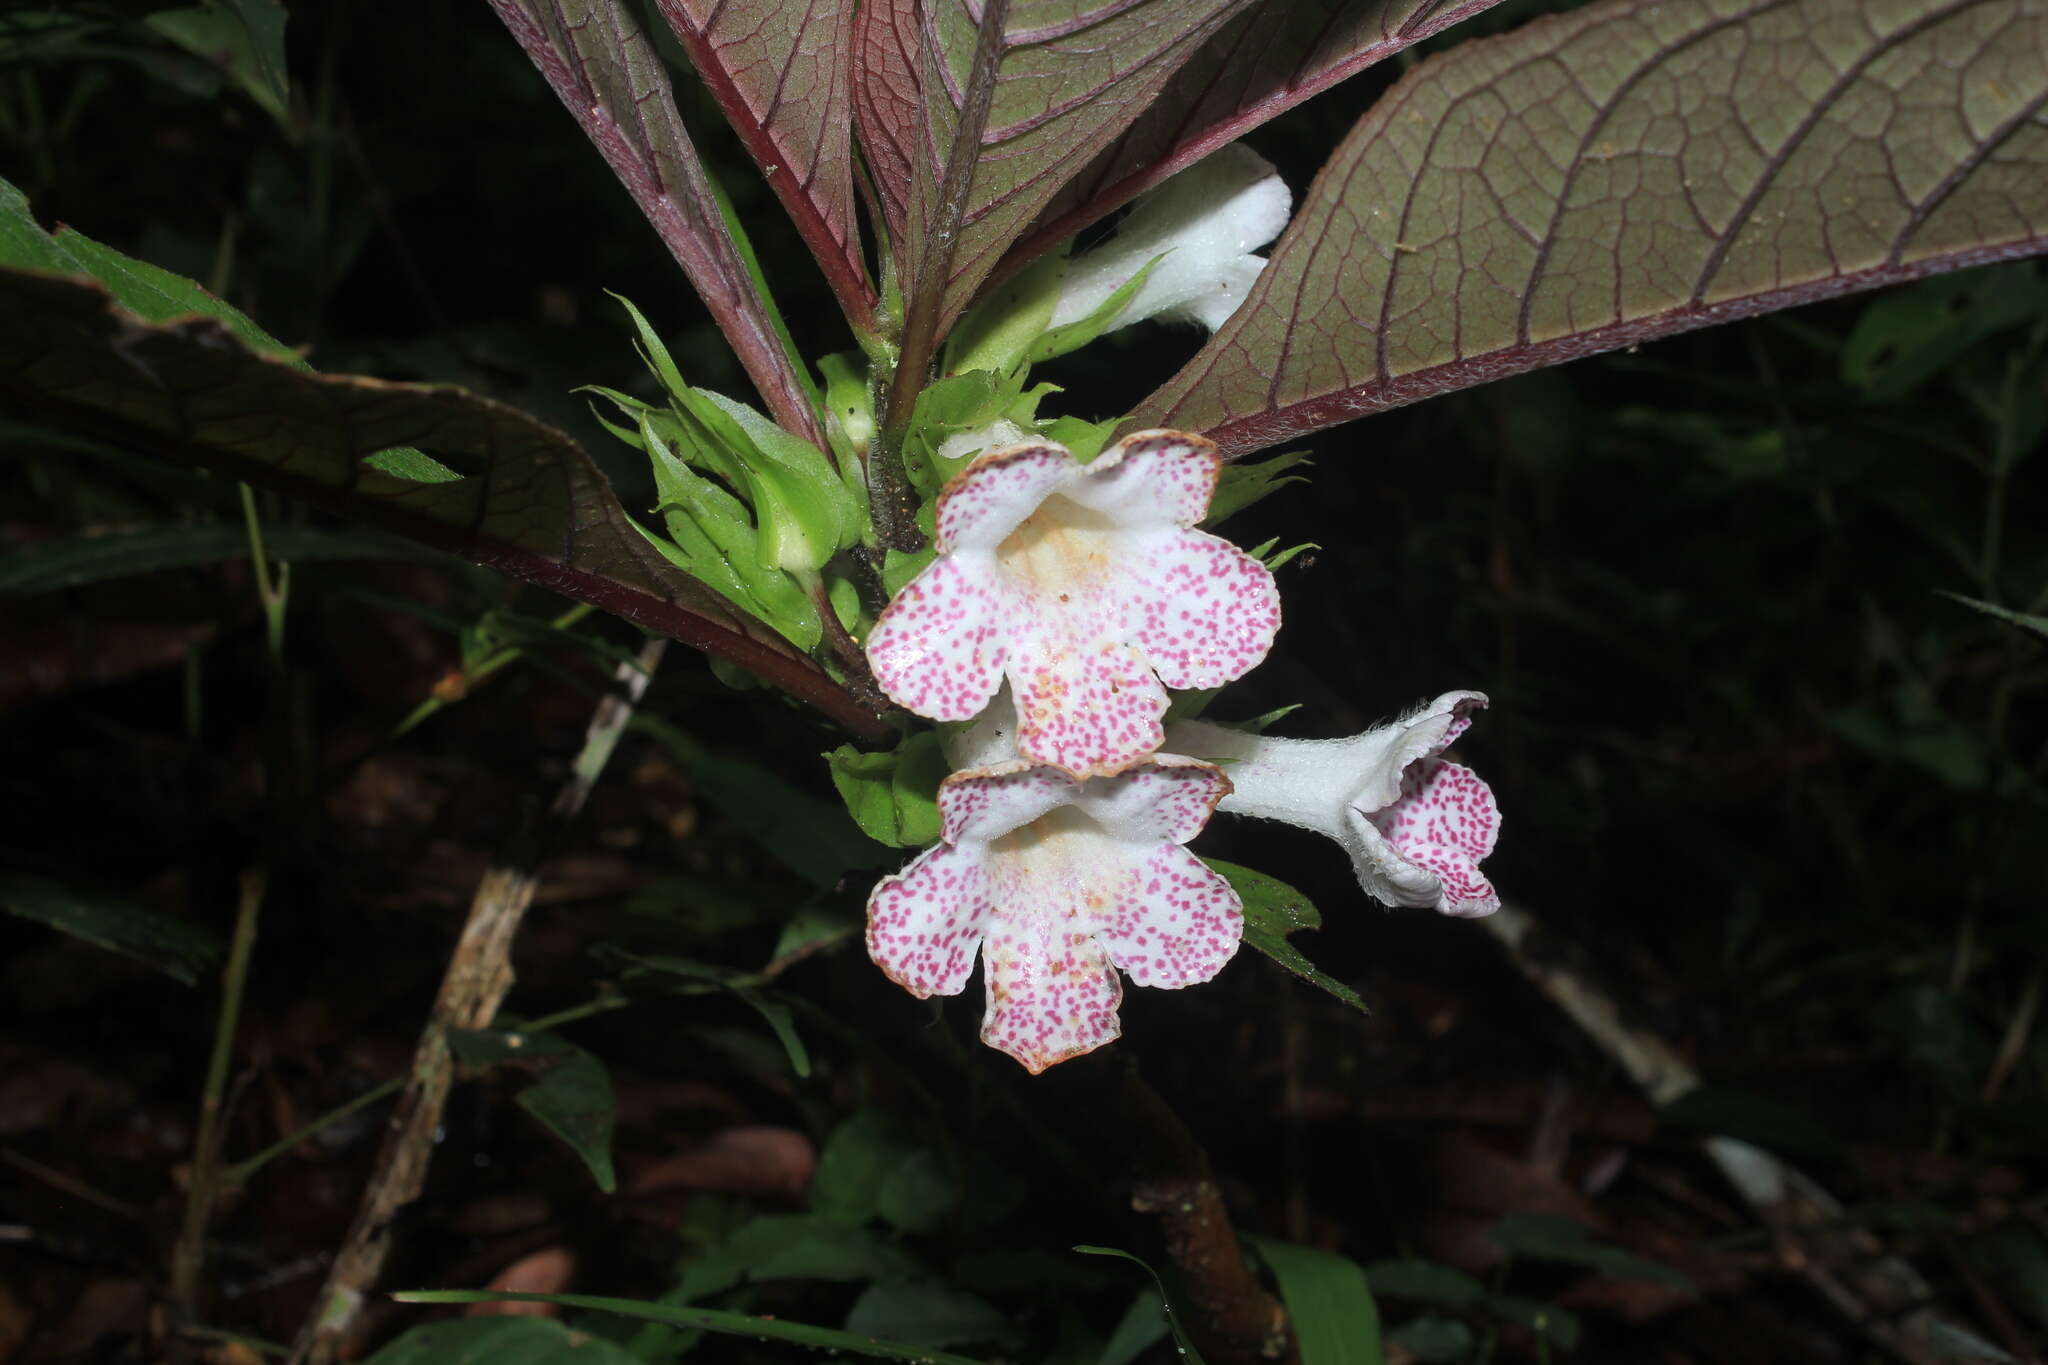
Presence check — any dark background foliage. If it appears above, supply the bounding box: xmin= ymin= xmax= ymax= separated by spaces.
xmin=1 ymin=0 xmax=2043 ymax=1359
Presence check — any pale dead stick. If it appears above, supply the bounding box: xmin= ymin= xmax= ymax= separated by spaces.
xmin=288 ymin=637 xmax=667 ymax=1365
xmin=1480 ymin=902 xmax=2029 ymax=1365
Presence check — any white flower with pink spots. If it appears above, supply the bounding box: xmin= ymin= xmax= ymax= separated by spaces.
xmin=863 ymin=431 xmax=1281 ymax=779
xmin=1169 ymin=692 xmax=1501 ymax=917
xmin=866 ymin=754 xmax=1243 ymax=1074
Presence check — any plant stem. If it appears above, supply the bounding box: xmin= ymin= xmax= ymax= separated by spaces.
xmin=167 ymin=868 xmax=267 ymax=1320
xmin=388 ymin=603 xmax=596 ymax=742
xmin=289 ymin=638 xmax=666 ymax=1365
xmin=223 ymin=1076 xmax=403 ymax=1187
xmin=1114 ymin=1060 xmax=1294 ymax=1365
xmin=239 ymin=484 xmax=289 ymax=669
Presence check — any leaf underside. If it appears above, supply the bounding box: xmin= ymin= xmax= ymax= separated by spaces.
xmin=1003 ymin=0 xmax=1515 ymax=276
xmin=656 ymin=0 xmax=875 ymax=324
xmin=486 ymin=0 xmax=823 ymax=445
xmin=1134 ymin=0 xmax=2048 ymax=456
xmin=857 ymin=0 xmax=1259 ymax=335
xmin=0 ymin=269 xmax=883 ymax=737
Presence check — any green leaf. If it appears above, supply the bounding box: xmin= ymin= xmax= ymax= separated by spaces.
xmin=1 ymin=174 xmax=446 ymax=484
xmin=827 ymin=732 xmax=948 ymax=848
xmin=1360 ymin=1259 xmax=1485 ymax=1309
xmin=0 ymin=265 xmax=876 ymax=733
xmin=597 ymin=951 xmax=812 ymax=1078
xmin=812 ymin=1109 xmax=923 ymax=1226
xmin=1072 ymin=1246 xmax=1208 ymax=1365
xmin=1096 ymin=1289 xmax=1171 ymax=1365
xmin=1250 ymin=1237 xmax=1382 ymax=1365
xmin=1844 ymin=267 xmax=2048 ymax=401
xmin=844 ymin=1282 xmax=1012 ymax=1351
xmin=708 ymin=1213 xmax=922 ymax=1287
xmin=389 ymin=1290 xmax=989 ymax=1365
xmin=364 ymin=1316 xmax=643 ymax=1364
xmin=0 ymin=524 xmax=426 ymax=595
xmin=1206 ymin=451 xmax=1310 ymax=527
xmin=876 ymin=1149 xmax=961 ymax=1235
xmin=633 ymin=716 xmax=890 ymax=887
xmin=1941 ymin=591 xmax=2048 ymax=642
xmin=1135 ymin=0 xmax=2048 ymax=457
xmin=447 ymin=1027 xmax=618 ymax=1193
xmin=1206 ymin=859 xmax=1366 ymax=1013
xmin=143 ymin=0 xmax=290 ymax=127
xmin=1487 ymin=1213 xmax=1693 ymax=1291
xmin=0 ymin=872 xmax=222 ymax=986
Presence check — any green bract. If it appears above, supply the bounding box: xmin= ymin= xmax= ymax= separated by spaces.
xmin=825 ymin=732 xmax=949 ymax=849
xmin=588 ymin=296 xmax=879 ymax=653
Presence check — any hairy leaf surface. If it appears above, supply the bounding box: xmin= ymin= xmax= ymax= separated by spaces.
xmin=488 ymin=0 xmax=823 ymax=445
xmin=1006 ymin=0 xmax=1511 ymax=273
xmin=859 ymin=0 xmax=1257 ymax=339
xmin=1136 ymin=0 xmax=2048 ymax=456
xmin=0 ymin=269 xmax=884 ymax=736
xmin=656 ymin=0 xmax=874 ymax=324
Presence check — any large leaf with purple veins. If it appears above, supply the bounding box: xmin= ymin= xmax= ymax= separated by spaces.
xmin=488 ymin=0 xmax=824 ymax=448
xmin=0 ymin=269 xmax=887 ymax=739
xmin=871 ymin=0 xmax=1258 ymax=350
xmin=654 ymin=0 xmax=874 ymax=327
xmin=1132 ymin=0 xmax=2048 ymax=458
xmin=1004 ymin=0 xmax=1513 ymax=276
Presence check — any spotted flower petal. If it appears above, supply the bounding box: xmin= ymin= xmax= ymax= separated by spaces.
xmin=866 ymin=431 xmax=1281 ymax=777
xmin=1166 ymin=691 xmax=1501 ymax=916
xmin=1355 ymin=757 xmax=1500 ymax=917
xmin=866 ymin=756 xmax=1242 ymax=1073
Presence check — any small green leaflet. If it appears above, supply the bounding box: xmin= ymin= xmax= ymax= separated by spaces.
xmin=0 ymin=175 xmax=446 ymax=483
xmin=1941 ymin=592 xmax=2048 ymax=643
xmin=1206 ymin=859 xmax=1366 ymax=1013
xmin=446 ymin=1027 xmax=618 ymax=1192
xmin=1071 ymin=1246 xmax=1207 ymax=1365
xmin=0 ymin=873 xmax=223 ymax=985
xmin=827 ymin=731 xmax=948 ymax=848
xmin=1250 ymin=1237 xmax=1383 ymax=1365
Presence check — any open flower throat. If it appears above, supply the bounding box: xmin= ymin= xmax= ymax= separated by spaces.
xmin=865 ymin=432 xmax=1282 ymax=778
xmin=867 ymin=756 xmax=1241 ymax=1074
xmin=862 ymin=427 xmax=1502 ymax=1072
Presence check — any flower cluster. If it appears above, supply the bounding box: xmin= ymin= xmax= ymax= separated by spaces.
xmin=858 ymin=159 xmax=1502 ymax=1073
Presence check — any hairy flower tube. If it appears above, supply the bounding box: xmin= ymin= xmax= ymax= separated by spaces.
xmin=1049 ymin=144 xmax=1292 ymax=336
xmin=864 ymin=430 xmax=1282 ymax=778
xmin=866 ymin=751 xmax=1242 ymax=1073
xmin=1167 ymin=692 xmax=1501 ymax=917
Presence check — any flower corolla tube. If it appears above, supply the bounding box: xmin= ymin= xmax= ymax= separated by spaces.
xmin=1050 ymin=144 xmax=1292 ymax=336
xmin=866 ymin=748 xmax=1242 ymax=1074
xmin=864 ymin=430 xmax=1281 ymax=778
xmin=1168 ymin=692 xmax=1501 ymax=917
